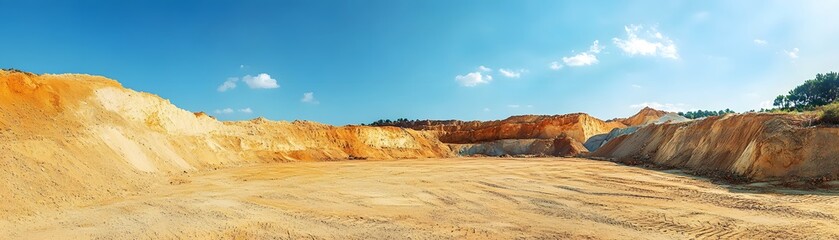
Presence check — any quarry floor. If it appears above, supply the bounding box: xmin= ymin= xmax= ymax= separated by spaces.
xmin=2 ymin=157 xmax=839 ymax=239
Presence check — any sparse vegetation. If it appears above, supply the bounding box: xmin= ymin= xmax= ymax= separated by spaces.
xmin=820 ymin=102 xmax=839 ymax=124
xmin=1 ymin=68 xmax=35 ymax=76
xmin=677 ymin=109 xmax=735 ymax=119
xmin=1 ymin=68 xmax=24 ymax=73
xmin=369 ymin=118 xmax=420 ymax=127
xmin=758 ymin=71 xmax=839 ymax=125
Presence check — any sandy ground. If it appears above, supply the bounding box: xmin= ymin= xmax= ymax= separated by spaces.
xmin=2 ymin=157 xmax=838 ymax=239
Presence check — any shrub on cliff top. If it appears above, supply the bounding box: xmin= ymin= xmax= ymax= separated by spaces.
xmin=820 ymin=102 xmax=839 ymax=124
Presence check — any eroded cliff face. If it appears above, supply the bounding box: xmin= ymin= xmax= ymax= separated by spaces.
xmin=591 ymin=113 xmax=839 ymax=181
xmin=396 ymin=109 xmax=684 ymax=157
xmin=449 ymin=137 xmax=589 ymax=157
xmin=0 ymin=70 xmax=452 ymax=215
xmin=400 ymin=113 xmax=626 ymax=144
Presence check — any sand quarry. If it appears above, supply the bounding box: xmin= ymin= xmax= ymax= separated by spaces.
xmin=3 ymin=158 xmax=838 ymax=239
xmin=2 ymin=70 xmax=839 ymax=239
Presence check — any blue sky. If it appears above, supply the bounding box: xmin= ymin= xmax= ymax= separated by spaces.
xmin=1 ymin=0 xmax=837 ymax=125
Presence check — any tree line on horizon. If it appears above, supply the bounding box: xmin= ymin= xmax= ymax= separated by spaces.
xmin=677 ymin=109 xmax=736 ymax=119
xmin=767 ymin=71 xmax=839 ymax=124
xmin=773 ymin=72 xmax=839 ymax=110
xmin=364 ymin=72 xmax=839 ymax=125
xmin=364 ymin=118 xmax=420 ymax=127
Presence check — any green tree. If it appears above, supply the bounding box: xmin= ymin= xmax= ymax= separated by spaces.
xmin=774 ymin=72 xmax=839 ymax=110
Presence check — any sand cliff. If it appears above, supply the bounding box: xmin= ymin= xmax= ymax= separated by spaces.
xmin=0 ymin=70 xmax=452 ymax=215
xmin=402 ymin=114 xmax=626 ymax=144
xmin=395 ymin=107 xmax=678 ymax=157
xmin=591 ymin=113 xmax=839 ymax=181
xmin=4 ymin=68 xmax=838 ymax=221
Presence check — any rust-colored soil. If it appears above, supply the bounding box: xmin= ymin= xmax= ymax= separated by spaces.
xmin=394 ymin=114 xmax=626 ymax=144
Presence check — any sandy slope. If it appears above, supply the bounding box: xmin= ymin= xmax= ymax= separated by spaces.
xmin=0 ymin=70 xmax=452 ymax=217
xmin=592 ymin=113 xmax=839 ymax=181
xmin=610 ymin=107 xmax=668 ymax=126
xmin=4 ymin=69 xmax=839 ymax=239
xmin=2 ymin=158 xmax=837 ymax=239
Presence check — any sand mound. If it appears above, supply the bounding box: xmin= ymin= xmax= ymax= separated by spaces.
xmin=609 ymin=107 xmax=669 ymax=126
xmin=654 ymin=112 xmax=690 ymax=124
xmin=0 ymin=70 xmax=452 ymax=216
xmin=584 ymin=126 xmax=641 ymax=152
xmin=553 ymin=136 xmax=589 ymax=156
xmin=591 ymin=113 xmax=839 ymax=181
xmin=585 ymin=109 xmax=690 ymax=152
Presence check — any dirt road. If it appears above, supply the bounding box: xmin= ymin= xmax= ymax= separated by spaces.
xmin=2 ymin=158 xmax=838 ymax=239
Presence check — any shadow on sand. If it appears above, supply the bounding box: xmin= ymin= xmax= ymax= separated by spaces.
xmin=590 ymin=157 xmax=839 ymax=196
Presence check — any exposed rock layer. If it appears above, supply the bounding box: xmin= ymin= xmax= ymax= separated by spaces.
xmin=591 ymin=113 xmax=839 ymax=181
xmin=449 ymin=139 xmax=554 ymax=157
xmin=397 ymin=114 xmax=626 ymax=144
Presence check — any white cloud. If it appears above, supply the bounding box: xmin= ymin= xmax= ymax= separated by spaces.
xmin=218 ymin=73 xmax=279 ymax=92
xmin=239 ymin=64 xmax=245 ymax=69
xmin=455 ymin=72 xmax=492 ymax=87
xmin=526 ymin=105 xmax=534 ymax=108
xmin=631 ymin=84 xmax=642 ymax=89
xmin=559 ymin=40 xmax=603 ymax=67
xmin=217 ymin=77 xmax=238 ymax=92
xmin=301 ymin=92 xmax=319 ymax=104
xmin=507 ymin=104 xmax=521 ymax=108
xmin=456 ymin=66 xmax=523 ymax=86
xmin=754 ymin=39 xmax=768 ymax=45
xmin=784 ymin=48 xmax=799 ymax=59
xmin=498 ymin=68 xmax=525 ymax=78
xmin=214 ymin=107 xmax=252 ymax=114
xmin=549 ymin=61 xmax=564 ymax=70
xmin=629 ymin=102 xmax=687 ymax=112
xmin=483 ymin=107 xmax=490 ymax=112
xmin=214 ymin=108 xmax=234 ymax=114
xmin=242 ymin=73 xmax=280 ymax=89
xmin=563 ymin=52 xmax=599 ymax=67
xmin=613 ymin=25 xmax=679 ymax=59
